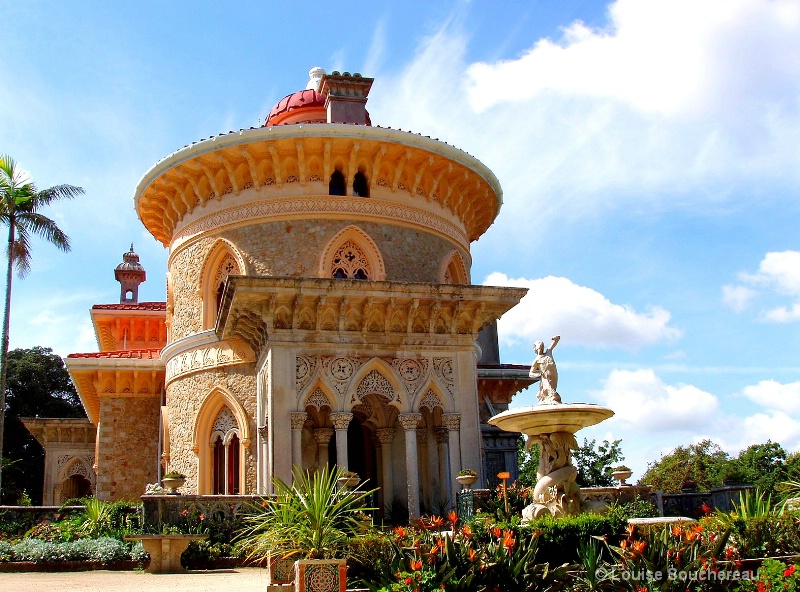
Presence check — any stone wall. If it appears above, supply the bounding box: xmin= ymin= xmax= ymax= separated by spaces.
xmin=168 ymin=218 xmax=467 ymax=341
xmin=165 ymin=364 xmax=257 ymax=493
xmin=96 ymin=396 xmax=161 ymax=501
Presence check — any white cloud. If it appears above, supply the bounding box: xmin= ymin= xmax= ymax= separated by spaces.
xmin=592 ymin=369 xmax=720 ymax=431
xmin=740 ymin=379 xmax=800 ymax=414
xmin=722 ymin=284 xmax=756 ymax=313
xmin=370 ymin=0 xmax=800 ymax=242
xmin=726 ymin=251 xmax=800 ymax=321
xmin=485 ymin=272 xmax=681 ymax=349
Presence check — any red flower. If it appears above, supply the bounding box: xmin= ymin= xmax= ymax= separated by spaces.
xmin=784 ymin=564 xmax=797 ymax=577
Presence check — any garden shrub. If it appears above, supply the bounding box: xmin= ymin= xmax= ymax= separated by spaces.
xmin=0 ymin=540 xmax=13 ymax=562
xmin=702 ymin=509 xmax=800 ymax=558
xmin=6 ymin=536 xmax=144 ymax=563
xmin=347 ymin=531 xmax=395 ymax=585
xmin=181 ymin=539 xmax=246 ymax=568
xmin=24 ymin=521 xmax=64 ymax=542
xmin=520 ymin=511 xmax=628 ymax=565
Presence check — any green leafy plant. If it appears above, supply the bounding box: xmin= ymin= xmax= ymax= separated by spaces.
xmin=733 ymin=558 xmax=800 ymax=591
xmin=163 ymin=471 xmax=186 ymax=479
xmin=238 ymin=465 xmax=376 ymax=561
xmin=457 ymin=469 xmax=477 ymax=477
xmin=78 ymin=498 xmax=113 ymax=538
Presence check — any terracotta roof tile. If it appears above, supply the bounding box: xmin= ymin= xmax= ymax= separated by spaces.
xmin=67 ymin=348 xmax=162 ymax=360
xmin=92 ymin=302 xmax=166 ymax=311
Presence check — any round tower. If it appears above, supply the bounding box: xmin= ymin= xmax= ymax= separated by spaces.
xmin=133 ymin=68 xmax=526 ymax=516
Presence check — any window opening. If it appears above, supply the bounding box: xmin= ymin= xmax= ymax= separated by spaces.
xmin=331 ymin=239 xmax=370 ymax=280
xmin=329 ymin=170 xmax=346 ymax=196
xmin=210 ymin=407 xmax=240 ymax=494
xmin=353 ymin=172 xmax=369 ymax=197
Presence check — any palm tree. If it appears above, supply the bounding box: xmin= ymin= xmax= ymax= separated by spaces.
xmin=0 ymin=155 xmax=83 ymax=497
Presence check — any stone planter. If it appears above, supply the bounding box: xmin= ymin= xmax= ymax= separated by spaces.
xmin=456 ymin=474 xmax=478 ymax=490
xmin=294 ymin=558 xmax=346 ymax=592
xmin=337 ymin=476 xmax=360 ymax=490
xmin=123 ymin=533 xmax=207 ymax=573
xmin=612 ymin=469 xmax=632 ymax=486
xmin=161 ymin=477 xmax=186 ymax=494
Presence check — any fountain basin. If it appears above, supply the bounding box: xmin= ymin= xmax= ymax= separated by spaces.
xmin=488 ymin=403 xmax=614 ymax=436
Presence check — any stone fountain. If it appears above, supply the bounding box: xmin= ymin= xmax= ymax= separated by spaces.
xmin=488 ymin=336 xmax=614 ymax=519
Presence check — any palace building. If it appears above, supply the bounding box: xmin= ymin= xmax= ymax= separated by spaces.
xmin=32 ymin=68 xmax=533 ymax=518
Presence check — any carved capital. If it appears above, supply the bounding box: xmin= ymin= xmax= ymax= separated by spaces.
xmin=442 ymin=413 xmax=461 ymax=431
xmin=398 ymin=413 xmax=422 ymax=431
xmin=313 ymin=427 xmax=334 ymax=444
xmin=258 ymin=426 xmax=268 ymax=439
xmin=435 ymin=427 xmax=449 ymax=444
xmin=416 ymin=428 xmax=428 ymax=445
xmin=330 ymin=412 xmax=353 ymax=430
xmin=375 ymin=427 xmax=396 ymax=445
xmin=290 ymin=412 xmax=308 ymax=430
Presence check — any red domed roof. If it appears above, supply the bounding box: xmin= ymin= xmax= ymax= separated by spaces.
xmin=264 ymin=87 xmax=372 ymax=127
xmin=265 ymin=89 xmax=327 ymax=126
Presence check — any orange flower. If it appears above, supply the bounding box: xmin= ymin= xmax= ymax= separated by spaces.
xmin=631 ymin=540 xmax=646 ymax=553
xmin=671 ymin=525 xmax=683 ymax=537
xmin=393 ymin=526 xmax=406 ymax=538
xmin=460 ymin=524 xmax=473 ymax=538
xmin=502 ymin=530 xmax=515 ymax=553
xmin=448 ymin=510 xmax=458 ymax=524
xmin=491 ymin=526 xmax=501 ymax=538
xmin=429 ymin=516 xmax=444 ymax=529
xmin=181 ymin=509 xmax=189 ymax=517
xmin=436 ymin=538 xmax=446 ymax=550
xmin=198 ymin=513 xmax=205 ymax=520
xmin=468 ymin=548 xmax=478 ymax=562
xmin=410 ymin=559 xmax=422 ymax=571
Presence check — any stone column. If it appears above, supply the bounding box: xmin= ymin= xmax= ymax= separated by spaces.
xmin=376 ymin=427 xmax=396 ymax=512
xmin=330 ymin=412 xmax=353 ymax=471
xmin=417 ymin=428 xmax=430 ymax=509
xmin=442 ymin=413 xmax=462 ymax=491
xmin=398 ymin=413 xmax=422 ymax=520
xmin=313 ymin=428 xmax=334 ymax=471
xmin=435 ymin=427 xmax=452 ymax=505
xmin=289 ymin=412 xmax=307 ymax=472
xmin=258 ymin=425 xmax=268 ymax=493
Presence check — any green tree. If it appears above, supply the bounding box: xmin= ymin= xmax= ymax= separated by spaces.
xmin=572 ymin=438 xmax=624 ymax=487
xmin=734 ymin=441 xmax=788 ymax=495
xmin=0 ymin=155 xmax=82 ymax=496
xmin=516 ymin=436 xmax=540 ymax=487
xmin=639 ymin=439 xmax=729 ymax=493
xmin=2 ymin=346 xmax=84 ymax=504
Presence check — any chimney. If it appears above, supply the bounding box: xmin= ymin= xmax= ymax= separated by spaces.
xmin=319 ymin=71 xmax=374 ymax=125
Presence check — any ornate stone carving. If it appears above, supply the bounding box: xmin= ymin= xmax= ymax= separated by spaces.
xmin=171 ymin=196 xmax=469 ymax=252
xmin=355 ymin=369 xmax=394 ymax=403
xmin=529 ymin=336 xmax=562 ymax=405
xmin=375 ymin=427 xmax=395 ymax=445
xmin=290 ymin=412 xmax=308 ymax=429
xmin=257 ymin=425 xmax=268 ymax=439
xmin=305 ymin=388 xmax=331 ymax=410
xmin=416 ymin=428 xmax=428 ymax=444
xmin=398 ymin=413 xmax=422 ymax=431
xmin=330 ymin=412 xmax=353 ymax=430
xmin=330 ymin=240 xmax=370 ymax=279
xmin=165 ymin=341 xmax=254 ymax=384
xmin=212 ymin=407 xmax=239 ymax=441
xmin=442 ymin=413 xmax=461 ymax=431
xmin=435 ymin=427 xmax=449 ymax=444
xmin=418 ymin=389 xmax=441 ymax=412
xmin=313 ymin=428 xmax=334 ymax=444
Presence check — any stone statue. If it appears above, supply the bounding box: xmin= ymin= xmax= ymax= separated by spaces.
xmin=529 ymin=335 xmax=561 ymax=404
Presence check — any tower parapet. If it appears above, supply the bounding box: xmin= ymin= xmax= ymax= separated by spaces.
xmin=114 ymin=244 xmax=146 ymax=304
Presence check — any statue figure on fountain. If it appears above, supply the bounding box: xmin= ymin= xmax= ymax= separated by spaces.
xmin=529 ymin=335 xmax=561 ymax=404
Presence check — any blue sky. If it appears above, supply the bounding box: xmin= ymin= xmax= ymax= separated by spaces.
xmin=2 ymin=0 xmax=799 ymax=479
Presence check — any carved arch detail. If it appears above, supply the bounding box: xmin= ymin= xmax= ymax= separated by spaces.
xmin=319 ymin=225 xmax=386 ymax=281
xmin=440 ymin=250 xmax=470 ymax=285
xmin=200 ymin=239 xmax=247 ymax=329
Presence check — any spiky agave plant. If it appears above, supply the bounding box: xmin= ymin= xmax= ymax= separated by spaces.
xmin=239 ymin=465 xmax=377 ymax=561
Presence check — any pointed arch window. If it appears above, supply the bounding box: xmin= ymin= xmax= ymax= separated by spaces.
xmin=203 ymin=246 xmax=242 ymax=329
xmin=331 ymin=240 xmax=370 ymax=280
xmin=210 ymin=407 xmax=240 ymax=494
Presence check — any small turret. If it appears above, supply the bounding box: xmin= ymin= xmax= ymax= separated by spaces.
xmin=114 ymin=244 xmax=146 ymax=304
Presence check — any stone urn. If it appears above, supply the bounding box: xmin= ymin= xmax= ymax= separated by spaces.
xmin=337 ymin=474 xmax=360 ymax=490
xmin=612 ymin=468 xmax=633 ymax=486
xmin=161 ymin=476 xmax=186 ymax=494
xmin=456 ymin=474 xmax=478 ymax=490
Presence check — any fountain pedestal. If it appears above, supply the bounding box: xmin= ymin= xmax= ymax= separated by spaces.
xmin=489 ymin=403 xmax=614 ymax=519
